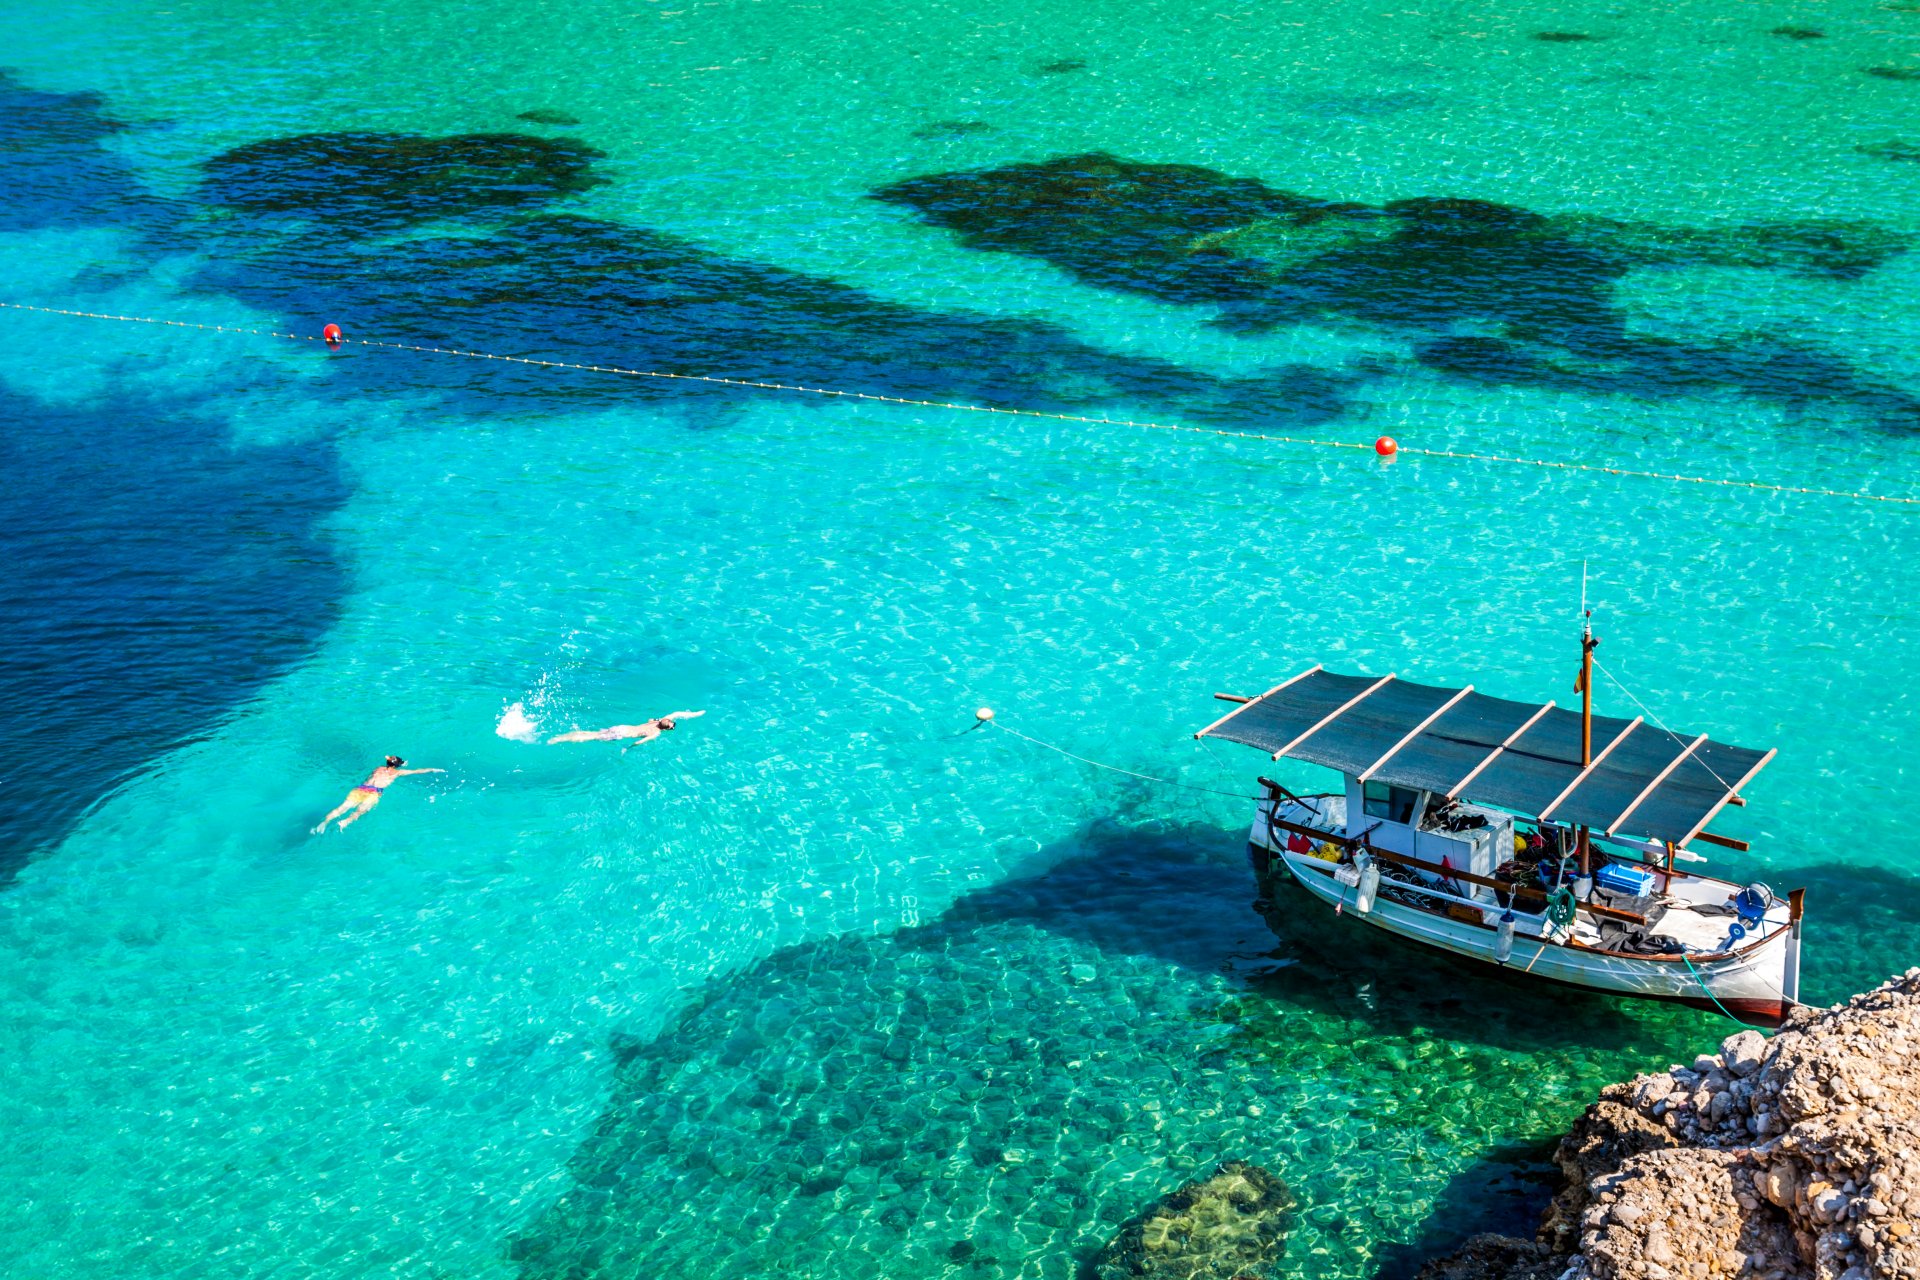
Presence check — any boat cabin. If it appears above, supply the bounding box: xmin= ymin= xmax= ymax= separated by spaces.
xmin=1346 ymin=777 xmax=1512 ymax=893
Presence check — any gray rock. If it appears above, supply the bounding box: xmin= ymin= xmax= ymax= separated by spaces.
xmin=1411 ymin=1234 xmax=1563 ymax=1280
xmin=1811 ymin=1186 xmax=1850 ymax=1222
xmin=1721 ymin=1030 xmax=1767 ymax=1077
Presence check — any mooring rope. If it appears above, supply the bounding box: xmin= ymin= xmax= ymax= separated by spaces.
xmin=4 ymin=300 xmax=1918 ymax=507
xmin=984 ymin=719 xmax=1257 ymax=800
xmin=1679 ymin=950 xmax=1755 ymax=1026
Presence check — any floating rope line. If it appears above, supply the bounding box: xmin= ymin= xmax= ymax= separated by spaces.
xmin=985 ymin=719 xmax=1257 ymax=800
xmin=5 ymin=300 xmax=1918 ymax=507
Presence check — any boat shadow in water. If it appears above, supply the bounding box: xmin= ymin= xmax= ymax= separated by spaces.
xmin=974 ymin=821 xmax=1657 ymax=1053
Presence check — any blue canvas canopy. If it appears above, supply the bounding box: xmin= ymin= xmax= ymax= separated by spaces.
xmin=1197 ymin=666 xmax=1773 ymax=848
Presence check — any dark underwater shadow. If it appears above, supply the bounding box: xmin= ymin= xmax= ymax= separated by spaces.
xmin=1236 ymin=869 xmax=1670 ymax=1050
xmin=177 ymin=131 xmax=1365 ymax=433
xmin=911 ymin=817 xmax=1275 ymax=974
xmin=1364 ymin=1138 xmax=1561 ymax=1280
xmin=951 ymin=819 xmax=1656 ymax=1053
xmin=0 ymin=384 xmax=348 ymax=884
xmin=871 ymin=153 xmax=1920 ymax=431
xmin=0 ymin=68 xmax=166 ymax=232
xmin=0 ymin=76 xmax=349 ymax=885
xmin=510 ymin=818 xmax=1675 ymax=1278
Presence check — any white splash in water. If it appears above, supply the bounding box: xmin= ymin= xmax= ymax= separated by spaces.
xmin=496 ymin=700 xmax=540 ymax=742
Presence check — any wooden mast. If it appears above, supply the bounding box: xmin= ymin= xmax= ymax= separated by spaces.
xmin=1578 ymin=609 xmax=1598 ymax=876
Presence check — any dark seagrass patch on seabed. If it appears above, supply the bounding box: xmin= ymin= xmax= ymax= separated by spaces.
xmin=0 ymin=68 xmax=155 ymax=231
xmin=1862 ymin=65 xmax=1920 ymax=80
xmin=1857 ymin=140 xmax=1920 ymax=162
xmin=1532 ymin=31 xmax=1600 ymax=42
xmin=188 ymin=133 xmax=1362 ymax=431
xmin=0 ymin=74 xmax=350 ymax=883
xmin=1770 ymin=25 xmax=1825 ymax=39
xmin=1036 ymin=58 xmax=1088 ymax=74
xmin=871 ymin=152 xmax=1920 ymax=429
xmin=516 ymin=108 xmax=582 ymax=126
xmin=912 ymin=119 xmax=995 ymax=139
xmin=201 ymin=131 xmax=607 ymax=226
xmin=1087 ymin=1160 xmax=1294 ymax=1280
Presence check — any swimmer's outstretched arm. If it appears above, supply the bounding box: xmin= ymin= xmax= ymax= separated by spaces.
xmin=665 ymin=710 xmax=705 ymax=720
xmin=395 ymin=768 xmax=445 ymax=776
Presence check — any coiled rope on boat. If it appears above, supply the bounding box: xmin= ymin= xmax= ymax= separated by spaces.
xmin=4 ymin=301 xmax=1919 ymax=508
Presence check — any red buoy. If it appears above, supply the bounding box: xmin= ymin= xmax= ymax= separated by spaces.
xmin=322 ymin=323 xmax=344 ymax=347
xmin=1374 ymin=435 xmax=1398 ymax=457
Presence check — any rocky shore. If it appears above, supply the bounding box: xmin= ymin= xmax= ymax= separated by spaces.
xmin=1420 ymin=971 xmax=1920 ymax=1280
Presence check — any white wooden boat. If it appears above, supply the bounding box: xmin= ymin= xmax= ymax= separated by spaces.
xmin=1197 ymin=627 xmax=1804 ymax=1026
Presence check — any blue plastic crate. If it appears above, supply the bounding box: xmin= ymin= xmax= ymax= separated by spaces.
xmin=1594 ymin=862 xmax=1656 ymax=897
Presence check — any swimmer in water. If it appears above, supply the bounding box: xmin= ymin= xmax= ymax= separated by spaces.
xmin=547 ymin=710 xmax=705 ymax=746
xmin=311 ymin=755 xmax=445 ymax=832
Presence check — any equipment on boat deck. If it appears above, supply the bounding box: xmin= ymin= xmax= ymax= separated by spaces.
xmin=1594 ymin=862 xmax=1657 ymax=898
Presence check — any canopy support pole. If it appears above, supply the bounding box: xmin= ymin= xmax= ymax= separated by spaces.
xmin=1578 ymin=615 xmax=1599 ymax=876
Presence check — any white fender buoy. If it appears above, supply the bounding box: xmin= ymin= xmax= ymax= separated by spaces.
xmin=975 ymin=707 xmax=995 ymax=722
xmin=1494 ymin=909 xmax=1517 ymax=965
xmin=1355 ymin=853 xmax=1381 ymax=915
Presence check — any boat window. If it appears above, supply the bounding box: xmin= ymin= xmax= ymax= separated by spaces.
xmin=1362 ymin=781 xmax=1419 ymax=824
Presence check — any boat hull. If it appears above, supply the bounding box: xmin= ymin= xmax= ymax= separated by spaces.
xmin=1249 ymin=840 xmax=1798 ymax=1027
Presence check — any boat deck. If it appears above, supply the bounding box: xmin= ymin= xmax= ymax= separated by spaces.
xmin=1269 ymin=793 xmax=1793 ymax=955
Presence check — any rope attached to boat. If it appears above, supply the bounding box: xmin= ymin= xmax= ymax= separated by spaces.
xmin=4 ymin=301 xmax=1919 ymax=508
xmin=982 ymin=719 xmax=1257 ymax=800
xmin=1679 ymin=950 xmax=1758 ymax=1027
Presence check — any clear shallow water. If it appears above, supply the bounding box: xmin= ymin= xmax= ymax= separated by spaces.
xmin=3 ymin=0 xmax=1920 ymax=1276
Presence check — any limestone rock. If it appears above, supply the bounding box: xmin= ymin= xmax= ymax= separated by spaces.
xmin=1419 ymin=971 xmax=1920 ymax=1280
xmin=1721 ymin=1029 xmax=1768 ymax=1077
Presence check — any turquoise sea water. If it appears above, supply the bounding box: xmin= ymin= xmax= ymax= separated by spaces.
xmin=4 ymin=0 xmax=1920 ymax=1276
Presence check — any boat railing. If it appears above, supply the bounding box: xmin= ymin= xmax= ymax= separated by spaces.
xmin=1261 ymin=802 xmax=1656 ymax=929
xmin=1258 ymin=796 xmax=1357 ymax=847
xmin=1344 ymin=858 xmax=1547 ymax=924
